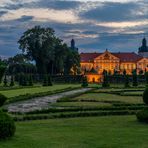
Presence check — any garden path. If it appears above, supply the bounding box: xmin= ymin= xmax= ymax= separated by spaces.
xmin=5 ymin=88 xmax=92 ymax=113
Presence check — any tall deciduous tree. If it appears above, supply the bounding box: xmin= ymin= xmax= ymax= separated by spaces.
xmin=18 ymin=26 xmax=80 ymax=75
xmin=18 ymin=26 xmax=56 ymax=74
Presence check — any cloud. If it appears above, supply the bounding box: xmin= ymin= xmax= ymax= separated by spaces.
xmin=80 ymin=2 xmax=147 ymax=22
xmin=0 ymin=8 xmax=80 ymax=23
xmin=0 ymin=0 xmax=148 ymax=57
xmin=96 ymin=20 xmax=148 ymax=28
xmin=0 ymin=11 xmax=8 ymax=17
xmin=58 ymin=0 xmax=141 ymax=2
xmin=0 ymin=0 xmax=39 ymax=7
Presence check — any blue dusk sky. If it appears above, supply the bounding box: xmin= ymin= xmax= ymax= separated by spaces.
xmin=0 ymin=0 xmax=148 ymax=58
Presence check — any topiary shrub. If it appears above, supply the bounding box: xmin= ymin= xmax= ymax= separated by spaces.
xmin=3 ymin=75 xmax=8 ymax=87
xmin=136 ymin=87 xmax=148 ymax=123
xmin=81 ymin=76 xmax=88 ymax=87
xmin=48 ymin=75 xmax=53 ymax=86
xmin=143 ymin=87 xmax=148 ymax=105
xmin=0 ymin=93 xmax=16 ymax=139
xmin=136 ymin=108 xmax=148 ymax=123
xmin=0 ymin=65 xmax=6 ymax=84
xmin=43 ymin=75 xmax=48 ymax=86
xmin=124 ymin=75 xmax=130 ymax=88
xmin=0 ymin=112 xmax=16 ymax=139
xmin=0 ymin=94 xmax=7 ymax=107
xmin=19 ymin=73 xmax=28 ymax=86
xmin=145 ymin=72 xmax=148 ymax=84
xmin=28 ymin=75 xmax=33 ymax=86
xmin=102 ymin=70 xmax=110 ymax=88
xmin=10 ymin=75 xmax=15 ymax=87
xmin=132 ymin=70 xmax=138 ymax=87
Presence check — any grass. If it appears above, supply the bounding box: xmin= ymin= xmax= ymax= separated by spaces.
xmin=94 ymin=88 xmax=145 ymax=93
xmin=0 ymin=116 xmax=148 ymax=148
xmin=72 ymin=93 xmax=143 ymax=104
xmin=0 ymin=84 xmax=81 ymax=98
xmin=52 ymin=101 xmax=112 ymax=107
xmin=122 ymin=91 xmax=143 ymax=95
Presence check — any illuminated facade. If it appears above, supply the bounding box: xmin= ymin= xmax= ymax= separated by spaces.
xmin=80 ymin=38 xmax=148 ymax=82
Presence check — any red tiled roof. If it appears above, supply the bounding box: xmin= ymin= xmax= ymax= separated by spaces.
xmin=80 ymin=52 xmax=143 ymax=63
xmin=80 ymin=53 xmax=101 ymax=62
xmin=113 ymin=52 xmax=142 ymax=62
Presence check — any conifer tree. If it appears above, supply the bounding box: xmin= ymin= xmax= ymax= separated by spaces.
xmin=29 ymin=75 xmax=33 ymax=86
xmin=132 ymin=70 xmax=138 ymax=87
xmin=10 ymin=75 xmax=15 ymax=87
xmin=19 ymin=73 xmax=23 ymax=86
xmin=43 ymin=74 xmax=48 ymax=86
xmin=102 ymin=70 xmax=110 ymax=88
xmin=3 ymin=75 xmax=8 ymax=87
xmin=22 ymin=74 xmax=27 ymax=86
xmin=81 ymin=76 xmax=88 ymax=87
xmin=124 ymin=75 xmax=130 ymax=88
xmin=145 ymin=72 xmax=148 ymax=84
xmin=48 ymin=75 xmax=53 ymax=86
xmin=123 ymin=69 xmax=126 ymax=76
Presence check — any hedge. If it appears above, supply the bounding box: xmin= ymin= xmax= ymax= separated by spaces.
xmin=0 ymin=112 xmax=16 ymax=139
xmin=13 ymin=110 xmax=138 ymax=121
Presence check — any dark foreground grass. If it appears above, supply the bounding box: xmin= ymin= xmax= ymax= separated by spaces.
xmin=0 ymin=116 xmax=148 ymax=148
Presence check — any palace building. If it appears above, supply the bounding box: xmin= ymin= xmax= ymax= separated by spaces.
xmin=79 ymin=38 xmax=148 ymax=82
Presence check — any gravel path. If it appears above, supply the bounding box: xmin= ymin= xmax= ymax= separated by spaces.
xmin=5 ymin=88 xmax=92 ymax=113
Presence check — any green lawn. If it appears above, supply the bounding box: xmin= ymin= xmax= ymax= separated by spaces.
xmin=0 ymin=116 xmax=148 ymax=148
xmin=0 ymin=84 xmax=80 ymax=98
xmin=52 ymin=101 xmax=112 ymax=107
xmin=73 ymin=93 xmax=143 ymax=104
xmin=122 ymin=91 xmax=143 ymax=95
xmin=94 ymin=88 xmax=144 ymax=93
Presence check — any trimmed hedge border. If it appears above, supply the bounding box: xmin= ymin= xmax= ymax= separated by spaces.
xmin=10 ymin=105 xmax=147 ymax=115
xmin=12 ymin=110 xmax=138 ymax=121
xmin=93 ymin=89 xmax=144 ymax=96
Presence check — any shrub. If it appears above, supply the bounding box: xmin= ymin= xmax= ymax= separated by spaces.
xmin=0 ymin=112 xmax=16 ymax=139
xmin=0 ymin=65 xmax=6 ymax=83
xmin=136 ymin=87 xmax=148 ymax=123
xmin=3 ymin=75 xmax=8 ymax=87
xmin=28 ymin=75 xmax=33 ymax=86
xmin=23 ymin=74 xmax=27 ymax=86
xmin=81 ymin=76 xmax=88 ymax=87
xmin=124 ymin=75 xmax=130 ymax=88
xmin=19 ymin=73 xmax=23 ymax=86
xmin=48 ymin=75 xmax=53 ymax=86
xmin=0 ymin=94 xmax=7 ymax=107
xmin=136 ymin=109 xmax=148 ymax=123
xmin=143 ymin=87 xmax=148 ymax=105
xmin=145 ymin=72 xmax=148 ymax=84
xmin=43 ymin=75 xmax=48 ymax=86
xmin=123 ymin=69 xmax=126 ymax=75
xmin=102 ymin=70 xmax=110 ymax=88
xmin=10 ymin=75 xmax=15 ymax=87
xmin=19 ymin=73 xmax=27 ymax=86
xmin=132 ymin=70 xmax=138 ymax=87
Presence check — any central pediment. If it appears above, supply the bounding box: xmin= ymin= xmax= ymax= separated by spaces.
xmin=94 ymin=50 xmax=119 ymax=61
